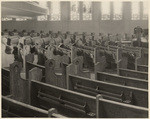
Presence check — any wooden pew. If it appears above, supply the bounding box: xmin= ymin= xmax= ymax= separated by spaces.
xmin=96 ymin=95 xmax=148 ymax=118
xmin=95 ymin=45 xmax=120 ymax=71
xmin=67 ymin=56 xmax=91 ymax=78
xmin=10 ymin=61 xmax=29 ymax=103
xmin=121 ymin=46 xmax=142 ymax=57
xmin=29 ymin=71 xmax=97 ymax=118
xmin=137 ymin=65 xmax=148 ymax=72
xmin=26 ymin=54 xmax=92 ymax=87
xmin=28 ymin=68 xmax=148 ymax=118
xmin=96 ymin=71 xmax=148 ymax=89
xmin=136 ymin=48 xmax=148 ymax=65
xmin=2 ymin=96 xmax=65 ymax=118
xmin=29 ymin=57 xmax=91 ymax=88
xmin=71 ymin=46 xmax=107 ymax=75
xmin=67 ymin=74 xmax=148 ymax=108
xmin=29 ymin=80 xmax=97 ymax=117
xmin=117 ymin=48 xmax=148 ymax=80
xmin=25 ymin=54 xmax=45 ymax=79
xmin=25 ymin=52 xmax=68 ymax=88
xmin=110 ymin=46 xmax=143 ymax=72
xmin=135 ymin=48 xmax=148 ymax=72
xmin=7 ymin=61 xmax=67 ymax=117
xmin=7 ymin=51 xmax=148 ymax=118
xmin=71 ymin=45 xmax=95 ymax=68
xmin=118 ymin=68 xmax=148 ymax=80
xmin=2 ymin=67 xmax=10 ymax=96
xmin=45 ymin=45 xmax=70 ymax=72
xmin=45 ymin=59 xmax=67 ymax=88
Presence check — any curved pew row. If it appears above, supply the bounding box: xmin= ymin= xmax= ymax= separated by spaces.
xmin=9 ymin=61 xmax=148 ymax=118
xmin=29 ymin=65 xmax=148 ymax=108
xmin=28 ymin=67 xmax=148 ymax=118
xmin=9 ymin=62 xmax=96 ymax=117
xmin=2 ymin=96 xmax=65 ymax=118
xmin=96 ymin=71 xmax=148 ymax=89
xmin=2 ymin=67 xmax=10 ymax=96
xmin=26 ymin=52 xmax=148 ymax=90
xmin=67 ymin=75 xmax=148 ymax=108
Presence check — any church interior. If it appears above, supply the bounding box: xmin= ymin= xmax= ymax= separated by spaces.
xmin=1 ymin=1 xmax=149 ymax=118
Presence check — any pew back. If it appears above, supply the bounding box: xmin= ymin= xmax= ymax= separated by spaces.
xmin=119 ymin=68 xmax=148 ymax=80
xmin=96 ymin=71 xmax=148 ymax=89
xmin=67 ymin=75 xmax=148 ymax=108
xmin=29 ymin=80 xmax=96 ymax=118
xmin=2 ymin=96 xmax=49 ymax=117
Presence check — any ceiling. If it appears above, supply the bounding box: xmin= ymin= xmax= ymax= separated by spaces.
xmin=1 ymin=2 xmax=47 ymax=18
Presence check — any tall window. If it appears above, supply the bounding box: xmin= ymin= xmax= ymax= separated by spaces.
xmin=143 ymin=1 xmax=148 ymax=20
xmin=101 ymin=2 xmax=111 ymax=20
xmin=37 ymin=15 xmax=48 ymax=21
xmin=113 ymin=2 xmax=122 ymax=20
xmin=131 ymin=2 xmax=140 ymax=20
xmin=83 ymin=1 xmax=92 ymax=20
xmin=50 ymin=1 xmax=61 ymax=21
xmin=70 ymin=1 xmax=79 ymax=20
xmin=37 ymin=1 xmax=48 ymax=21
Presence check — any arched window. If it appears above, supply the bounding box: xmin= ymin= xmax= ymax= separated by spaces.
xmin=143 ymin=1 xmax=148 ymax=20
xmin=131 ymin=2 xmax=140 ymax=20
xmin=101 ymin=1 xmax=110 ymax=20
xmin=50 ymin=1 xmax=61 ymax=21
xmin=70 ymin=1 xmax=79 ymax=20
xmin=113 ymin=2 xmax=122 ymax=20
xmin=83 ymin=1 xmax=92 ymax=20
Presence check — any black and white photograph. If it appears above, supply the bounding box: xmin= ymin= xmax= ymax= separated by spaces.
xmin=1 ymin=0 xmax=149 ymax=118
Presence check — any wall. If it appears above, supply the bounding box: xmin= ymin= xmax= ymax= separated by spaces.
xmin=2 ymin=2 xmax=148 ymax=35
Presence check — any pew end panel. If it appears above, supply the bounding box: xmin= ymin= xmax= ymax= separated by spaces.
xmin=67 ymin=56 xmax=90 ymax=78
xmin=94 ymin=56 xmax=106 ymax=74
xmin=45 ymin=59 xmax=66 ymax=88
xmin=26 ymin=60 xmax=45 ymax=80
xmin=117 ymin=48 xmax=128 ymax=71
xmin=2 ymin=67 xmax=10 ymax=96
xmin=71 ymin=46 xmax=78 ymax=62
xmin=25 ymin=53 xmax=34 ymax=63
xmin=10 ymin=61 xmax=29 ymax=104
